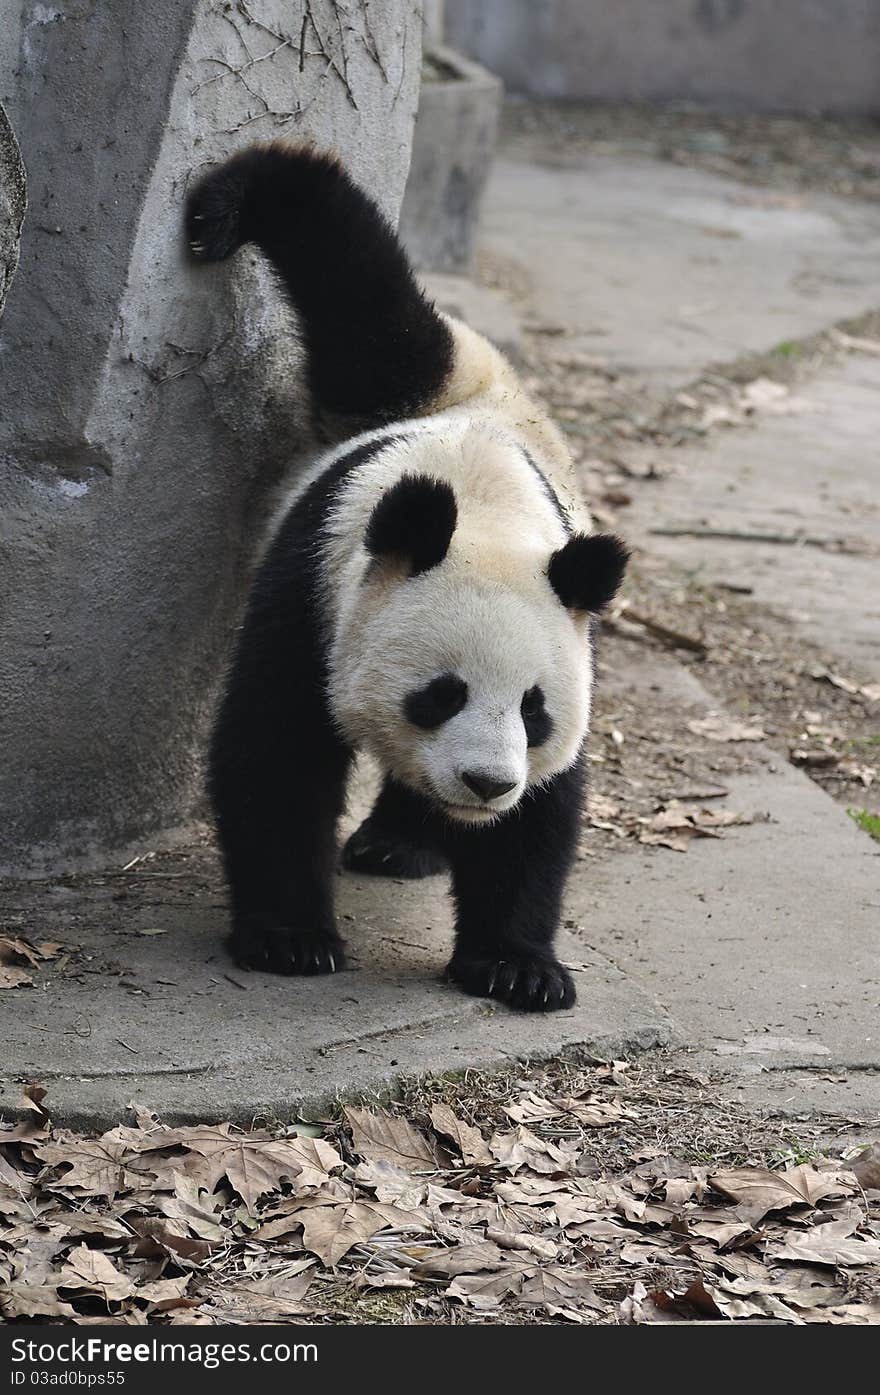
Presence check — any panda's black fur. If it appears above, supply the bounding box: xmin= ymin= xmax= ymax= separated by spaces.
xmin=186 ymin=142 xmax=628 ymax=1012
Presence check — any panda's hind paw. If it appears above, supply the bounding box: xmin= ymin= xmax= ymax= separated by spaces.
xmin=342 ymin=819 xmax=447 ymax=879
xmin=229 ymin=915 xmax=345 ymax=977
xmin=446 ymin=950 xmax=575 ymax=1013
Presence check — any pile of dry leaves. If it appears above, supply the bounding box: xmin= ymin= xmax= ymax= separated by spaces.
xmin=2 ymin=1064 xmax=878 ymax=1326
xmin=0 ymin=937 xmax=66 ymax=992
xmin=588 ymin=791 xmax=761 ymax=854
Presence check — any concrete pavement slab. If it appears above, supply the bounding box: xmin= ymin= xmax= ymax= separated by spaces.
xmin=624 ymin=353 xmax=880 ymax=677
xmin=580 ymin=648 xmax=880 ymax=1118
xmin=0 ymin=850 xmax=673 ymax=1130
xmin=480 ymin=157 xmax=880 ymax=381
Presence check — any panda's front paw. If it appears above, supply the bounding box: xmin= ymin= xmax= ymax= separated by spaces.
xmin=342 ymin=818 xmax=447 ymax=879
xmin=446 ymin=950 xmax=575 ymax=1012
xmin=229 ymin=914 xmax=345 ymax=976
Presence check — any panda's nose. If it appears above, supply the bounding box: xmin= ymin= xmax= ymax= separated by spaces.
xmin=462 ymin=771 xmax=518 ymax=803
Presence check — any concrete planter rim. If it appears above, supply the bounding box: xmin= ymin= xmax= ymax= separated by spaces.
xmin=422 ymin=41 xmax=501 ymax=90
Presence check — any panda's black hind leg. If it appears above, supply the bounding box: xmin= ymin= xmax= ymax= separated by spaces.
xmin=342 ymin=821 xmax=447 ymax=879
xmin=342 ymin=777 xmax=448 ymax=879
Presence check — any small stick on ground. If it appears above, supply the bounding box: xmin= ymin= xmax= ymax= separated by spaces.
xmin=649 ymin=525 xmax=869 ymax=555
xmin=614 ymin=605 xmax=708 ymax=656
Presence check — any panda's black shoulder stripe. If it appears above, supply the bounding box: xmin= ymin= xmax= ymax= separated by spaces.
xmin=521 ymin=448 xmax=572 ymax=534
xmin=280 ymin=432 xmax=408 ymax=547
xmin=249 ymin=432 xmax=407 ymax=613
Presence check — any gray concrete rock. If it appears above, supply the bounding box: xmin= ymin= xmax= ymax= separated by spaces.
xmin=0 ymin=1 xmax=422 ymax=875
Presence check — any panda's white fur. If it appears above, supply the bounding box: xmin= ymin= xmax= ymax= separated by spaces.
xmin=186 ymin=142 xmax=628 ymax=1012
xmin=270 ymin=318 xmax=594 ymax=823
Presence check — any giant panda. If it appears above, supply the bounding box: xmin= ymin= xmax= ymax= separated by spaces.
xmin=185 ymin=142 xmax=628 ymax=1013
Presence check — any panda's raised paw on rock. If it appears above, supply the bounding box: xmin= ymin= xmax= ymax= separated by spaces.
xmin=446 ymin=951 xmax=576 ymax=1013
xmin=228 ymin=916 xmax=346 ymax=976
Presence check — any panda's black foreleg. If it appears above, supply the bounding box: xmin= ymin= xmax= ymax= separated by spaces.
xmin=342 ymin=776 xmax=449 ymax=880
xmin=443 ymin=757 xmax=586 ymax=1013
xmin=218 ymin=751 xmax=352 ymax=976
xmin=208 ymin=513 xmax=354 ymax=976
xmin=212 ymin=711 xmax=353 ymax=975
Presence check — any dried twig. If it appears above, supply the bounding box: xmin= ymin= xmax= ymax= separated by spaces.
xmin=648 ymin=525 xmax=869 ymax=555
xmin=620 ymin=605 xmax=708 ymax=656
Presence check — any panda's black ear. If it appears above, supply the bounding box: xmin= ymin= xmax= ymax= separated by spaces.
xmin=547 ymin=532 xmax=629 ymax=613
xmin=365 ymin=473 xmax=457 ymax=577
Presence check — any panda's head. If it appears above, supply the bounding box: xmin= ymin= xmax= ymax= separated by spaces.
xmin=331 ymin=473 xmax=628 ymax=824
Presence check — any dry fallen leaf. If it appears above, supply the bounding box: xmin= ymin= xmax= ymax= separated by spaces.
xmin=1 ymin=1061 xmax=875 ymax=1327
xmin=557 ymin=1093 xmax=639 ymax=1127
xmin=446 ymin=1265 xmax=528 ymax=1311
xmin=410 ymin=1242 xmax=508 ymax=1279
xmin=134 ymin=1274 xmax=193 ymax=1311
xmin=489 ymin=1126 xmax=578 ymax=1175
xmin=429 ymin=1103 xmax=494 ymax=1166
xmin=199 ymin=1272 xmax=313 ymax=1322
xmin=158 ymin=1173 xmax=227 ymax=1241
xmin=518 ymin=1266 xmax=602 ymax=1312
xmin=354 ymin=1159 xmax=427 ymax=1209
xmin=619 ymin=1279 xmax=673 ymax=1324
xmin=688 ymin=715 xmax=766 ymax=743
xmin=0 ymin=964 xmax=32 ymax=989
xmin=0 ymin=935 xmax=62 ymax=968
xmin=766 ymin=1215 xmax=880 ymax=1268
xmin=174 ymin=1133 xmax=342 ymax=1211
xmin=345 ymin=1106 xmax=443 ymax=1171
xmin=0 ymin=1282 xmax=78 ymax=1320
xmin=710 ymin=1163 xmax=854 ymax=1224
xmin=300 ymin=1200 xmax=425 ymax=1267
xmin=34 ymin=1136 xmax=135 ymax=1201
xmin=503 ymin=1092 xmax=560 ymax=1126
xmin=849 ymin=1142 xmax=880 ymax=1192
xmin=485 ymin=1227 xmax=558 ymax=1261
xmin=128 ymin=1218 xmax=215 ymax=1264
xmin=58 ymin=1246 xmax=135 ymax=1303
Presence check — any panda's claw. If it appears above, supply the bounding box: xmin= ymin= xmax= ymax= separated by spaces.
xmin=229 ymin=916 xmax=345 ymax=978
xmin=447 ymin=950 xmax=576 ymax=1013
xmin=497 ymin=962 xmax=519 ymax=999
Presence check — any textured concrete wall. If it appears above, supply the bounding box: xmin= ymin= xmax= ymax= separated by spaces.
xmin=446 ymin=0 xmax=880 ymax=114
xmin=0 ymin=0 xmax=422 ymax=874
xmin=0 ymin=99 xmax=25 ymax=316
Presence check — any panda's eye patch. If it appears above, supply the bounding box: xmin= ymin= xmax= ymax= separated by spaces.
xmin=521 ymin=685 xmax=552 ymax=747
xmin=405 ymin=674 xmax=468 ymax=730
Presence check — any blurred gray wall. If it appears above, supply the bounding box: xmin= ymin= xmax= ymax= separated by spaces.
xmin=446 ymin=0 xmax=880 ymax=114
xmin=0 ymin=0 xmax=422 ymax=874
